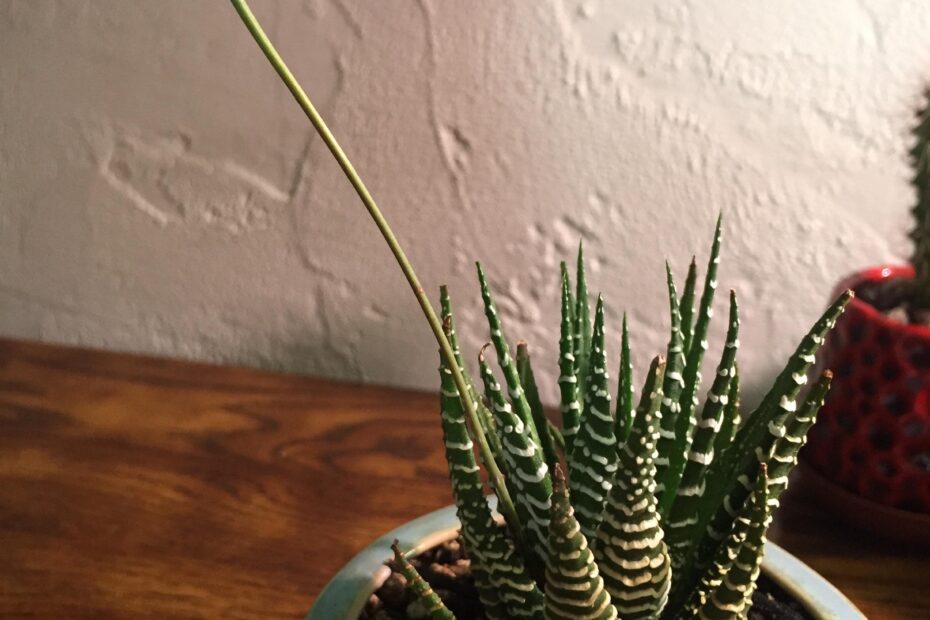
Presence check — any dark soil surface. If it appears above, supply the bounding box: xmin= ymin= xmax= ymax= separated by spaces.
xmin=359 ymin=536 xmax=812 ymax=620
xmin=855 ymin=277 xmax=930 ymax=325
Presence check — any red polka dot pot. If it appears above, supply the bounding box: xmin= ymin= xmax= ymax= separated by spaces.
xmin=804 ymin=265 xmax=930 ymax=516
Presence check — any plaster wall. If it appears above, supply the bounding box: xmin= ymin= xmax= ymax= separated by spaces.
xmin=2 ymin=0 xmax=929 ymax=403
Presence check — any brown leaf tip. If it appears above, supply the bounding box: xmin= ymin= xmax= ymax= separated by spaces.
xmin=552 ymin=461 xmax=566 ymax=488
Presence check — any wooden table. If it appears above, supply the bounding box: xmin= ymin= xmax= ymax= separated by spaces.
xmin=1 ymin=338 xmax=927 ymax=619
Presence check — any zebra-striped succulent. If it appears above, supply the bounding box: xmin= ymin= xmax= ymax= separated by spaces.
xmin=395 ymin=222 xmax=852 ymax=620
xmin=229 ymin=6 xmax=852 ymax=617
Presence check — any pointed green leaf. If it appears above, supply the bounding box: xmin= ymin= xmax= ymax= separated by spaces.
xmin=667 ymin=291 xmax=851 ymax=607
xmin=713 ymin=366 xmax=741 ymax=459
xmin=766 ymin=370 xmax=832 ymax=509
xmin=661 ymin=216 xmax=723 ymax=510
xmin=665 ymin=291 xmax=739 ymax=566
xmin=545 ymin=465 xmax=617 ymax=620
xmin=654 ymin=262 xmax=686 ymax=507
xmin=476 ymin=262 xmax=544 ymax=450
xmin=559 ymin=267 xmax=582 ymax=454
xmin=441 ymin=286 xmax=503 ymax=469
xmin=574 ymin=242 xmax=592 ymax=392
xmin=679 ymin=256 xmax=698 ymax=355
xmin=438 ymin=350 xmax=542 ymax=619
xmin=568 ymin=296 xmax=616 ymax=542
xmin=517 ymin=341 xmax=558 ymax=471
xmin=690 ymin=466 xmax=768 ymax=620
xmin=479 ymin=349 xmax=552 ymax=565
xmin=615 ymin=312 xmax=634 ymax=442
xmin=391 ymin=541 xmax=455 ymax=620
xmin=705 ymin=290 xmax=851 ymax=522
xmin=595 ymin=356 xmax=671 ymax=620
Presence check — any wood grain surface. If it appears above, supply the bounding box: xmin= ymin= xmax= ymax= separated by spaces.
xmin=1 ymin=337 xmax=927 ymax=619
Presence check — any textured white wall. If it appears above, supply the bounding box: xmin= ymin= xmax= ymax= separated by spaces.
xmin=2 ymin=1 xmax=929 ymax=403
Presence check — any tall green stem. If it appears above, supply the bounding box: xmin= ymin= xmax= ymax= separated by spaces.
xmin=229 ymin=0 xmax=519 ymax=531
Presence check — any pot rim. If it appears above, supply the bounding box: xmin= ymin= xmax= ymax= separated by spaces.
xmin=834 ymin=264 xmax=930 ymax=337
xmin=307 ymin=501 xmax=865 ymax=620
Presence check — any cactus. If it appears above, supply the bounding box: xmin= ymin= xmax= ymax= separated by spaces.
xmin=230 ymin=3 xmax=852 ymax=617
xmin=911 ymin=89 xmax=930 ymax=310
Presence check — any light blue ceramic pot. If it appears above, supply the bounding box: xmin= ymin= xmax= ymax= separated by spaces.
xmin=308 ymin=502 xmax=865 ymax=619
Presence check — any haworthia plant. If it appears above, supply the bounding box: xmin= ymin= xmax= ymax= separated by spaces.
xmin=439 ymin=242 xmax=846 ymax=620
xmin=230 ymin=7 xmax=852 ymax=618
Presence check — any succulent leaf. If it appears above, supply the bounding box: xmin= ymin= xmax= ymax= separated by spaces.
xmin=655 ymin=263 xmax=687 ymax=506
xmin=702 ymin=290 xmax=852 ymax=523
xmin=765 ymin=370 xmax=831 ymax=509
xmin=479 ymin=349 xmax=552 ymax=565
xmin=568 ymin=296 xmax=617 ymax=542
xmin=679 ymin=256 xmax=698 ymax=355
xmin=476 ymin=262 xmax=545 ymax=451
xmin=546 ymin=465 xmax=618 ymax=620
xmin=667 ymin=291 xmax=851 ymax=607
xmin=615 ymin=312 xmax=634 ymax=443
xmin=595 ymin=356 xmax=671 ymax=620
xmin=692 ymin=466 xmax=769 ymax=620
xmin=439 ymin=350 xmax=543 ymax=619
xmin=517 ymin=341 xmax=559 ymax=471
xmin=441 ymin=287 xmax=504 ymax=468
xmin=561 ymin=261 xmax=576 ymax=323
xmin=390 ymin=541 xmax=456 ymax=620
xmin=661 ymin=216 xmax=723 ymax=510
xmin=574 ymin=242 xmax=593 ymax=392
xmin=665 ymin=291 xmax=739 ymax=566
xmin=712 ymin=368 xmax=740 ymax=459
xmin=559 ymin=267 xmax=582 ymax=455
